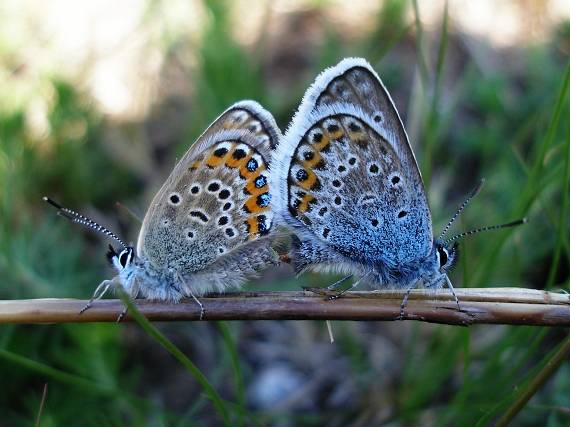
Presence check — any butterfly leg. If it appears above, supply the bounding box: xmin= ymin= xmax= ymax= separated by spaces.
xmin=327 ymin=272 xmax=371 ymax=301
xmin=327 ymin=274 xmax=354 ymax=291
xmin=80 ymin=279 xmax=114 ymax=315
xmin=399 ymin=284 xmax=417 ymax=320
xmin=174 ymin=273 xmax=205 ymax=319
xmin=445 ymin=276 xmax=461 ymax=311
xmin=303 ymin=274 xmax=352 ymax=293
xmin=189 ymin=290 xmax=205 ymax=320
xmin=116 ymin=282 xmax=139 ymax=322
xmin=303 ymin=274 xmax=353 ymax=297
xmin=191 ymin=294 xmax=205 ymax=320
xmin=116 ymin=307 xmax=128 ymax=323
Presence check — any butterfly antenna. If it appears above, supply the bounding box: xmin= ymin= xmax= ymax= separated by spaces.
xmin=445 ymin=218 xmax=527 ymax=244
xmin=43 ymin=197 xmax=127 ymax=249
xmin=438 ymin=179 xmax=485 ymax=240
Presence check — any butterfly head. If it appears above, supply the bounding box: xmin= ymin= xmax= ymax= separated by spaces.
xmin=106 ymin=244 xmax=136 ymax=273
xmin=433 ymin=240 xmax=459 ymax=274
xmin=410 ymin=239 xmax=458 ymax=290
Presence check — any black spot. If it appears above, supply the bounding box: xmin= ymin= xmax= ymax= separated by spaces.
xmin=318 ymin=206 xmax=328 ymax=216
xmin=254 ymin=175 xmax=267 ymax=188
xmin=214 ymin=147 xmax=228 ymax=157
xmin=313 ymin=132 xmax=323 ymax=143
xmin=208 ymin=182 xmax=220 ymax=192
xmin=438 ymin=246 xmax=448 ymax=267
xmin=256 ymin=193 xmax=271 ymax=207
xmin=334 ymin=196 xmax=342 ymax=205
xmin=327 ymin=123 xmax=340 ymax=133
xmin=190 ymin=185 xmax=200 ymax=194
xmin=247 ymin=158 xmax=258 ymax=172
xmin=218 ymin=216 xmax=229 ymax=226
xmin=219 ymin=189 xmax=230 ymax=200
xmin=248 ymin=124 xmax=258 ymax=132
xmin=257 ymin=215 xmax=269 ymax=235
xmin=190 ymin=211 xmax=209 ymax=223
xmin=348 ymin=157 xmax=357 ymax=165
xmin=398 ymin=210 xmax=407 ymax=218
xmin=338 ymin=165 xmax=346 ymax=173
xmin=187 ymin=230 xmax=194 ymax=238
xmin=233 ymin=149 xmax=247 ymax=160
xmin=369 ymin=164 xmax=379 ymax=174
xmin=219 ymin=247 xmax=225 ymax=253
xmin=373 ymin=113 xmax=382 ymax=122
xmin=169 ymin=194 xmax=180 ymax=204
xmin=303 ymin=151 xmax=314 ymax=161
xmin=391 ymin=176 xmax=400 ymax=184
xmin=296 ymin=169 xmax=309 ymax=181
xmin=349 ymin=122 xmax=361 ymax=132
xmin=225 ymin=227 xmax=235 ymax=237
xmin=322 ymin=228 xmax=330 ymax=238
xmin=332 ymin=179 xmax=341 ymax=188
xmin=223 ymin=202 xmax=232 ymax=211
xmin=119 ymin=251 xmax=129 ymax=267
xmin=371 ymin=219 xmax=379 ymax=227
xmin=301 ymin=216 xmax=312 ymax=226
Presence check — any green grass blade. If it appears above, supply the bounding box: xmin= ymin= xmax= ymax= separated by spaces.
xmin=0 ymin=346 xmax=152 ymax=412
xmin=523 ymin=60 xmax=570 ymax=212
xmin=0 ymin=348 xmax=116 ymax=396
xmin=117 ymin=289 xmax=232 ymax=427
xmin=493 ymin=335 xmax=570 ymax=427
xmin=423 ymin=0 xmax=449 ymax=187
xmin=474 ymin=60 xmax=570 ymax=285
xmin=546 ymin=112 xmax=570 ymax=287
xmin=411 ymin=0 xmax=430 ymax=88
xmin=217 ymin=322 xmax=246 ymax=427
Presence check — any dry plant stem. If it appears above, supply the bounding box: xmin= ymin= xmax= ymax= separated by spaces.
xmin=0 ymin=288 xmax=568 ymax=325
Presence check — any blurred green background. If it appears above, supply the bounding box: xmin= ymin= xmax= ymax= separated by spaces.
xmin=0 ymin=0 xmax=569 ymax=426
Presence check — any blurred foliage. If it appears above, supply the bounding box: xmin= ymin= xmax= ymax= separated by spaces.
xmin=0 ymin=0 xmax=569 ymax=426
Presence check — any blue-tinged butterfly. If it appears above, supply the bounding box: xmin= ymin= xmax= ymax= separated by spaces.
xmin=272 ymin=58 xmax=524 ymax=313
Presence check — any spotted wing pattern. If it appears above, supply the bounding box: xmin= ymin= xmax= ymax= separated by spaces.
xmin=280 ymin=58 xmax=432 ymax=268
xmin=137 ymin=101 xmax=279 ymax=276
xmin=287 ymin=114 xmax=430 ymax=267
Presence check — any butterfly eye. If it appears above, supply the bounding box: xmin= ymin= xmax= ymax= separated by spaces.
xmin=118 ymin=249 xmax=132 ymax=268
xmin=437 ymin=246 xmax=449 ymax=267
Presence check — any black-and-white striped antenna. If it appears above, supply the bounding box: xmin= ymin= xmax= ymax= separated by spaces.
xmin=445 ymin=218 xmax=527 ymax=244
xmin=43 ymin=197 xmax=127 ymax=249
xmin=439 ymin=179 xmax=485 ymax=240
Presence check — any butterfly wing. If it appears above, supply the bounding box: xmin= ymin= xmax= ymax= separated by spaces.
xmin=137 ymin=101 xmax=280 ymax=280
xmin=274 ymin=58 xmax=432 ymax=269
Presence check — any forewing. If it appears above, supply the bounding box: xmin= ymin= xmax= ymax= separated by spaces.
xmin=275 ymin=58 xmax=432 ymax=266
xmin=137 ymin=101 xmax=280 ymax=276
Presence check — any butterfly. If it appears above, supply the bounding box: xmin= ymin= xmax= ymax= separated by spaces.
xmin=272 ymin=58 xmax=524 ymax=313
xmin=46 ymin=100 xmax=282 ymax=316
